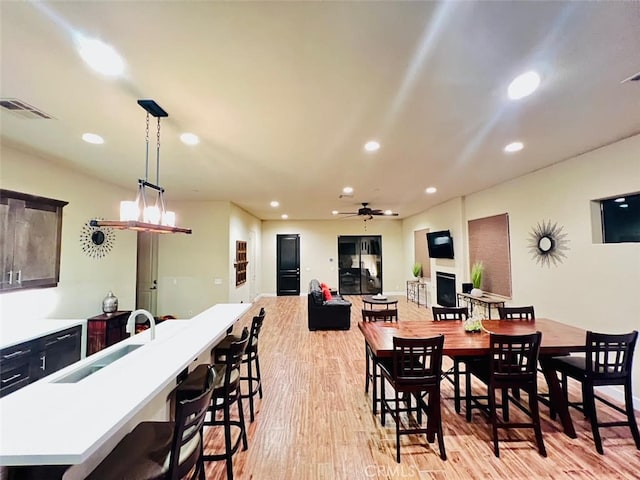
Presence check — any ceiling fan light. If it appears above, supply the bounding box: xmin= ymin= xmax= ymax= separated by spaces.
xmin=384 ymin=210 xmax=393 ymax=215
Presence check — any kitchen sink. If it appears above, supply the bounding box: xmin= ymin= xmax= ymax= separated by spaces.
xmin=53 ymin=344 xmax=144 ymax=383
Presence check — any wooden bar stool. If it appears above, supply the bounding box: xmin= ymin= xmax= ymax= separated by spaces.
xmin=86 ymin=366 xmax=215 ymax=480
xmin=216 ymin=308 xmax=266 ymax=422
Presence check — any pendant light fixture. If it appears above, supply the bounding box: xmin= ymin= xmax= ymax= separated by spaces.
xmin=91 ymin=100 xmax=192 ymax=234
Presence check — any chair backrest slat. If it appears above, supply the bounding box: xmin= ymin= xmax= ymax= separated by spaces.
xmin=586 ymin=330 xmax=638 ymax=380
xmin=489 ymin=332 xmax=542 ymax=382
xmin=362 ymin=308 xmax=398 ymax=323
xmin=170 ymin=366 xmax=216 ymax=479
xmin=432 ymin=306 xmax=468 ymax=321
xmin=497 ymin=306 xmax=535 ymax=320
xmin=392 ymin=335 xmax=444 ymax=387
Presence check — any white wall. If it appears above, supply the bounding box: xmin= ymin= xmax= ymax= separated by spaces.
xmin=402 ymin=134 xmax=640 ymax=397
xmin=0 ymin=144 xmax=138 ymax=320
xmin=157 ymin=200 xmax=231 ymax=318
xmin=261 ymin=219 xmax=404 ymax=295
xmin=402 ymin=197 xmax=466 ymax=300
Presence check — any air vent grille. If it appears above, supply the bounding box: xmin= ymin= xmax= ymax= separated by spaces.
xmin=0 ymin=99 xmax=52 ymax=119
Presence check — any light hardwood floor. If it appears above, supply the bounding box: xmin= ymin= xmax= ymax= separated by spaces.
xmin=202 ymin=295 xmax=640 ymax=479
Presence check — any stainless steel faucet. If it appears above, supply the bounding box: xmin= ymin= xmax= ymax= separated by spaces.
xmin=126 ymin=309 xmax=156 ymax=341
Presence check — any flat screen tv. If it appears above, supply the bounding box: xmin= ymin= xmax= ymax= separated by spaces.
xmin=427 ymin=230 xmax=454 ymax=259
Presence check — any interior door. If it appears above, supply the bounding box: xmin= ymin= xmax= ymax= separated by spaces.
xmin=276 ymin=234 xmax=300 ymax=296
xmin=136 ymin=231 xmax=158 ymax=316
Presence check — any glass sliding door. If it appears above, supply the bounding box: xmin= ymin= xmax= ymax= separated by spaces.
xmin=338 ymin=235 xmax=382 ymax=295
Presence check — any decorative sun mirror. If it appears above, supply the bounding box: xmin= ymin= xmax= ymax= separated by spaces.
xmin=528 ymin=220 xmax=569 ymax=267
xmin=80 ymin=219 xmax=115 ymax=258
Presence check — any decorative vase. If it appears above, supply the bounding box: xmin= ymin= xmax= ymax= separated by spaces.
xmin=102 ymin=291 xmax=118 ymax=314
xmin=470 ymin=288 xmax=484 ymax=298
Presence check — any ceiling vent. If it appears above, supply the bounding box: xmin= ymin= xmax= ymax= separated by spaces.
xmin=0 ymin=99 xmax=52 ymax=119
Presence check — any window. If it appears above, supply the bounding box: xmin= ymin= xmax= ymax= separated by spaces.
xmin=600 ymin=193 xmax=640 ymax=243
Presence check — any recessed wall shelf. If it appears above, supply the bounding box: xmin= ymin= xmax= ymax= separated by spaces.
xmin=234 ymin=240 xmax=248 ymax=286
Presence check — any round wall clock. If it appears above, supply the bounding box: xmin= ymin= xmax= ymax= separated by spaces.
xmin=80 ymin=219 xmax=115 ymax=258
xmin=527 ymin=219 xmax=570 ymax=267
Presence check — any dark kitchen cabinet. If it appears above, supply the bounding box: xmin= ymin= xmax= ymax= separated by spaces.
xmin=0 ymin=325 xmax=82 ymax=397
xmin=87 ymin=311 xmax=131 ymax=356
xmin=32 ymin=325 xmax=82 ymax=381
xmin=0 ymin=189 xmax=68 ymax=292
xmin=0 ymin=341 xmax=32 ymax=397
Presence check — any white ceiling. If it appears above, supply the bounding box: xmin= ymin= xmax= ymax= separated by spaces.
xmin=1 ymin=1 xmax=639 ymax=221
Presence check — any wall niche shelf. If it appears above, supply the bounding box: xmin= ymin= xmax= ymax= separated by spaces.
xmin=234 ymin=240 xmax=248 ymax=286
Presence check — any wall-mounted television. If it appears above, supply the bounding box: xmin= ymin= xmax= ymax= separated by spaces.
xmin=427 ymin=230 xmax=454 ymax=259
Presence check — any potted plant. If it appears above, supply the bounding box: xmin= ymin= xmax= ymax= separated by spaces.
xmin=470 ymin=261 xmax=484 ymax=297
xmin=412 ymin=262 xmax=422 ymax=279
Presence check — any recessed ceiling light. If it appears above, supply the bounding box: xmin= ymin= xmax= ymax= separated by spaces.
xmin=364 ymin=140 xmax=380 ymax=152
xmin=508 ymin=71 xmax=541 ymax=100
xmin=342 ymin=186 xmax=354 ymax=194
xmin=180 ymin=133 xmax=199 ymax=145
xmin=76 ymin=36 xmax=124 ymax=76
xmin=281 ymin=214 xmax=288 ymax=219
xmin=425 ymin=187 xmax=437 ymax=194
xmin=620 ymin=204 xmax=629 ymax=208
xmin=331 ymin=210 xmax=339 ymax=215
xmin=614 ymin=197 xmax=626 ymax=203
xmin=504 ymin=141 xmax=524 ymax=153
xmin=82 ymin=133 xmax=104 ymax=144
xmin=270 ymin=201 xmax=280 ymax=208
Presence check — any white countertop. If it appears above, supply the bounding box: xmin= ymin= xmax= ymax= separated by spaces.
xmin=0 ymin=319 xmax=87 ymax=349
xmin=0 ymin=302 xmax=251 ymax=466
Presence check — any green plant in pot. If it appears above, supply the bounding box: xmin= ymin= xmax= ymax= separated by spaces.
xmin=470 ymin=261 xmax=484 ymax=297
xmin=412 ymin=262 xmax=422 ymax=279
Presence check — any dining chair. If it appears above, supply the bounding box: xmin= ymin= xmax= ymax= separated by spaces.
xmin=378 ymin=334 xmax=447 ymax=462
xmin=548 ymin=330 xmax=640 ymax=455
xmin=466 ymin=331 xmax=546 ymax=457
xmin=87 ymin=365 xmax=216 ymax=480
xmin=498 ymin=305 xmax=535 ymax=320
xmin=497 ymin=305 xmax=536 ymax=401
xmin=362 ymin=308 xmax=398 ymax=415
xmin=431 ymin=306 xmax=470 ymax=414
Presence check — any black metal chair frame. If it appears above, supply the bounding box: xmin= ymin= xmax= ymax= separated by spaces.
xmin=549 ymin=330 xmax=640 ymax=455
xmin=379 ymin=334 xmax=447 ymax=462
xmin=362 ymin=308 xmax=398 ymax=415
xmin=466 ymin=331 xmax=546 ymax=457
xmin=432 ymin=306 xmax=470 ymax=414
xmin=240 ymin=308 xmax=266 ymax=422
xmin=204 ymin=327 xmax=251 ymax=480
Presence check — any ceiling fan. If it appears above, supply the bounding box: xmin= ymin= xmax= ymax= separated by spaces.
xmin=336 ymin=202 xmax=399 ymax=220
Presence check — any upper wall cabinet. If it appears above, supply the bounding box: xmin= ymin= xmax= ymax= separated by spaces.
xmin=0 ymin=189 xmax=68 ymax=292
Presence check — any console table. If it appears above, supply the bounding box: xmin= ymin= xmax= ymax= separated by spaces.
xmin=86 ymin=311 xmax=131 ymax=356
xmin=406 ymin=280 xmax=428 ymax=307
xmin=456 ymin=292 xmax=505 ymax=319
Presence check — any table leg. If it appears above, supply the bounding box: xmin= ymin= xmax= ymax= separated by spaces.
xmin=539 ymin=356 xmax=577 ymax=438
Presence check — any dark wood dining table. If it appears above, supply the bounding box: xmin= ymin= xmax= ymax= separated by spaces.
xmin=358 ymin=318 xmax=586 ymax=438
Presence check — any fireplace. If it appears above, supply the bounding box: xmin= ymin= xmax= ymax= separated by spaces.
xmin=436 ymin=271 xmax=456 ymax=307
